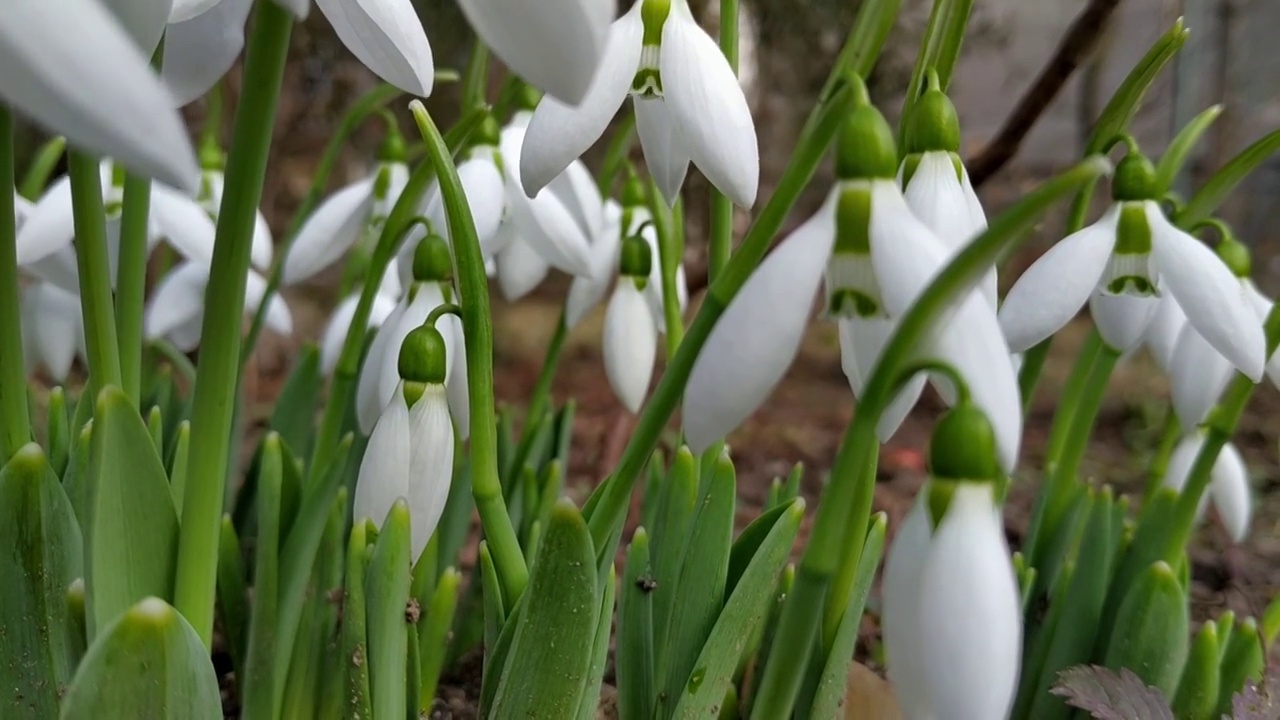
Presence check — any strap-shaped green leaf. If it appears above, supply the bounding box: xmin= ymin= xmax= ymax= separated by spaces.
xmin=807 ymin=512 xmax=885 ymax=719
xmin=85 ymin=385 xmax=178 ymax=638
xmin=241 ymin=434 xmax=284 ymax=718
xmin=270 ymin=343 xmax=321 ymax=460
xmin=671 ymin=498 xmax=805 ymax=718
xmin=0 ymin=444 xmax=83 ymax=717
xmin=575 ymin=565 xmax=617 ymax=720
xmin=1215 ymin=618 xmax=1264 ymax=717
xmin=60 ymin=597 xmax=221 ymax=719
xmin=662 ymin=454 xmax=736 ymax=716
xmin=366 ymin=500 xmax=413 ymax=720
xmin=1172 ymin=620 xmax=1220 ymax=720
xmin=1104 ymin=561 xmax=1189 ymax=695
xmin=491 ymin=499 xmax=598 ymax=718
xmin=651 ymin=447 xmax=699 ymax=683
xmin=1177 ymin=128 xmax=1280 ymax=229
xmin=215 ymin=515 xmax=249 ymax=688
xmin=341 ymin=520 xmax=375 ymax=719
xmin=618 ymin=529 xmax=656 ymax=720
xmin=419 ymin=567 xmax=461 ymax=708
xmin=1154 ymin=105 xmax=1222 ymax=196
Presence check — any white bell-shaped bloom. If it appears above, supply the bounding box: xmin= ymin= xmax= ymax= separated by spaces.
xmin=145 ymin=261 xmax=293 ymax=352
xmin=1169 ymin=279 xmax=1279 ymax=429
xmin=1164 ymin=432 xmax=1252 ymax=543
xmin=683 ymin=180 xmax=1021 ymax=471
xmin=355 ymin=381 xmax=454 ymax=561
xmin=355 ymin=281 xmax=462 ymax=433
xmin=880 ymin=495 xmax=935 ymax=720
xmin=901 ymin=151 xmax=995 ymax=307
xmin=315 ymin=0 xmax=435 ymax=96
xmin=162 ymin=0 xmax=253 ymax=106
xmin=999 ymin=201 xmax=1265 ymax=380
xmin=320 ymin=291 xmax=399 ymax=375
xmin=20 ymin=282 xmax=86 ymax=382
xmin=496 ymin=235 xmax=551 ymax=301
xmin=917 ymin=482 xmax=1021 ymax=719
xmin=520 ymin=0 xmax=758 ymax=207
xmin=0 ymin=0 xmax=198 ymax=190
xmin=1143 ymin=294 xmax=1187 ymax=374
xmin=602 ymin=277 xmax=658 ymax=413
xmin=455 ymin=0 xmax=613 ymax=106
xmin=283 ymin=161 xmax=410 ymax=285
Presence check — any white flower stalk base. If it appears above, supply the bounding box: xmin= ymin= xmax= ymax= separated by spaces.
xmin=355 ymin=382 xmax=455 ymax=561
xmin=883 ymin=484 xmax=1022 ymax=720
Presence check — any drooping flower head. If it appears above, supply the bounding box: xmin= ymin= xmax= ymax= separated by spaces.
xmin=882 ymin=405 xmax=1022 ymax=720
xmin=603 ymin=231 xmax=659 ymax=413
xmin=684 ymin=78 xmax=1020 ymax=471
xmin=1163 ymin=431 xmax=1252 ymax=543
xmin=519 ymin=0 xmax=758 ymax=207
xmin=999 ymin=141 xmax=1266 ymax=380
xmin=355 ymin=322 xmax=455 ymax=562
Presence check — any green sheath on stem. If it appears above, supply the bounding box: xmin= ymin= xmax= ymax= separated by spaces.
xmin=0 ymin=107 xmax=30 ymax=459
xmin=174 ymin=0 xmax=293 ymax=648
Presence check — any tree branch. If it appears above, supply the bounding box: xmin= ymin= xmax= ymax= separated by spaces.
xmin=966 ymin=0 xmax=1124 ymax=187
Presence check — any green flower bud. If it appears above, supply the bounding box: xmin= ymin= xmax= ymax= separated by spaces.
xmin=619 ymin=235 xmax=653 ymax=280
xmin=515 ymin=83 xmax=543 ymax=112
xmin=929 ymin=403 xmax=1001 ymax=482
xmin=198 ymin=137 xmax=225 ymax=172
xmin=377 ymin=125 xmax=407 ymax=164
xmin=835 ymin=78 xmax=898 ymax=181
xmin=399 ymin=324 xmax=448 ymax=386
xmin=1112 ymin=151 xmax=1158 ymax=202
xmin=621 ymin=168 xmax=647 ymax=208
xmin=473 ymin=114 xmax=502 ymax=149
xmin=372 ymin=164 xmax=393 ymax=201
xmin=904 ymin=74 xmax=961 ymax=154
xmin=413 ymin=234 xmax=454 ymax=283
xmin=1217 ymin=237 xmax=1252 ymax=278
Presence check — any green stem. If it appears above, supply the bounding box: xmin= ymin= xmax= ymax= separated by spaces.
xmin=115 ymin=172 xmax=152 ymax=406
xmin=506 ymin=312 xmax=568 ymax=481
xmin=173 ymin=1 xmax=293 ymax=647
xmin=1143 ymin=410 xmax=1180 ymax=504
xmin=584 ymin=81 xmax=858 ymax=554
xmin=1044 ymin=330 xmax=1103 ymax=475
xmin=598 ymin=115 xmax=637 ymax=197
xmin=752 ymin=158 xmax=1109 ymax=716
xmin=899 ymin=0 xmax=953 ymax=146
xmin=67 ymin=152 xmax=123 ymax=399
xmin=410 ymin=101 xmax=528 ymax=609
xmin=309 ymin=107 xmax=484 ymax=480
xmin=242 ymin=83 xmax=402 ymax=366
xmin=1049 ymin=344 xmax=1119 ymax=489
xmin=18 ymin=136 xmax=66 ymax=200
xmin=707 ymin=0 xmax=739 ymax=283
xmin=1017 ymin=339 xmax=1052 ymax=413
xmin=650 ymin=183 xmax=685 ymax=359
xmin=0 ymin=107 xmax=30 ymax=458
xmin=461 ymin=38 xmax=490 ymax=109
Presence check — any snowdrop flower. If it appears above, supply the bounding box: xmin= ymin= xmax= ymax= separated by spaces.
xmin=883 ymin=406 xmax=1021 ymax=720
xmin=356 ymin=235 xmax=468 ymax=438
xmin=145 ymin=261 xmax=293 ymax=352
xmin=20 ymin=282 xmax=86 ymax=383
xmin=162 ymin=0 xmax=253 ymax=106
xmin=1000 ymin=145 xmax=1266 ymax=380
xmin=684 ymin=87 xmax=1021 ymax=471
xmin=1168 ymin=237 xmax=1280 ymax=429
xmin=455 ymin=0 xmax=613 ymax=106
xmin=1163 ymin=432 xmax=1252 ymax=543
xmin=194 ymin=143 xmax=274 ymax=271
xmin=601 ymin=234 xmax=661 ymax=412
xmin=1143 ymin=294 xmax=1187 ymax=374
xmin=1 ymin=0 xmax=198 ymax=189
xmin=565 ymin=175 xmax=686 ymax=331
xmin=899 ymin=77 xmax=994 ymax=306
xmin=355 ymin=324 xmax=455 ymax=561
xmin=520 ymin=0 xmax=758 ymax=207
xmin=284 ymin=133 xmax=411 ymax=287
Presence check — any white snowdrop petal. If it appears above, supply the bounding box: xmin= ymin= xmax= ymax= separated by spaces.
xmin=407 ymin=385 xmax=455 ymax=560
xmin=661 ymin=7 xmax=758 ymax=208
xmin=321 ymin=292 xmax=399 ymax=375
xmin=683 ymin=194 xmax=836 ymax=452
xmin=357 ymin=299 xmax=409 ymax=434
xmin=23 ymin=283 xmax=83 ymax=382
xmin=15 ymin=177 xmax=75 ymax=266
xmin=317 ymin=0 xmax=434 ymax=96
xmin=496 ymin=237 xmax=550 ymax=301
xmin=866 ymin=181 xmax=951 ymax=317
xmin=999 ymin=206 xmax=1120 ymax=352
xmin=1144 ymin=295 xmax=1187 ymax=373
xmin=145 ymin=263 xmax=208 ymax=339
xmin=442 ymin=317 xmax=471 ymax=441
xmin=1090 ymin=292 xmax=1159 ymax=353
xmin=355 ymin=388 xmax=414 ymax=529
xmin=283 ymin=178 xmax=375 ymax=285
xmin=1149 ymin=204 xmax=1265 ymax=381
xmin=838 ymin=317 xmax=925 ymax=442
xmin=151 ymin=183 xmax=219 ymax=265
xmin=162 ymin=0 xmax=252 ymax=107
xmin=881 ymin=495 xmax=936 ymax=720
xmin=603 ymin=281 xmax=657 ymax=413
xmin=1168 ymin=324 xmax=1233 ymax=429
xmin=519 ymin=5 xmax=643 ymax=197
xmin=633 ymin=98 xmax=690 ymax=207
xmin=1211 ymin=442 xmax=1251 ymax=544
xmin=376 ymin=283 xmax=447 ymax=424
xmin=0 ymin=1 xmax=199 ymax=190
xmin=919 ymin=484 xmax=1021 ymax=720
xmin=251 ymin=212 xmax=274 ymax=270
xmin=501 ymin=125 xmax=595 ymax=276
xmin=1162 ymin=433 xmax=1211 ymax=521
xmin=455 ymin=0 xmax=610 ymax=106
